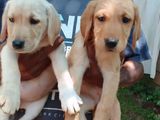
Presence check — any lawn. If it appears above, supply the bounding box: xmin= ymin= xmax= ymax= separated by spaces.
xmin=118 ymin=74 xmax=160 ymax=120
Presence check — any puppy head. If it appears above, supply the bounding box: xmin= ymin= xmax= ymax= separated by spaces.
xmin=81 ymin=0 xmax=141 ymax=53
xmin=1 ymin=0 xmax=60 ymax=53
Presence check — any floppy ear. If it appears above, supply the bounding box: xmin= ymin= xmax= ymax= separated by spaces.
xmin=46 ymin=4 xmax=61 ymax=46
xmin=80 ymin=1 xmax=97 ymax=43
xmin=1 ymin=2 xmax=10 ymax=41
xmin=132 ymin=5 xmax=141 ymax=48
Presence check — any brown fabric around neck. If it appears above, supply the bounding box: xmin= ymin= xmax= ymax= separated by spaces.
xmin=0 ymin=36 xmax=63 ymax=81
xmin=19 ymin=36 xmax=63 ymax=81
xmin=18 ymin=46 xmax=52 ymax=81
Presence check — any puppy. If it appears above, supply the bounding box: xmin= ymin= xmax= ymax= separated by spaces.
xmin=67 ymin=0 xmax=141 ymax=120
xmin=0 ymin=0 xmax=82 ymax=119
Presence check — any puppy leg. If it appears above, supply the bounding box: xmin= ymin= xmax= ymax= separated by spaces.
xmin=111 ymin=98 xmax=121 ymax=120
xmin=80 ymin=96 xmax=97 ymax=120
xmin=49 ymin=43 xmax=84 ymax=114
xmin=65 ymin=36 xmax=89 ymax=119
xmin=65 ymin=96 xmax=95 ymax=120
xmin=19 ymin=95 xmax=48 ymax=120
xmin=62 ymin=61 xmax=88 ymax=119
xmin=64 ymin=66 xmax=86 ymax=120
xmin=65 ymin=113 xmax=80 ymax=120
xmin=94 ymin=67 xmax=119 ymax=120
xmin=0 ymin=45 xmax=20 ymax=115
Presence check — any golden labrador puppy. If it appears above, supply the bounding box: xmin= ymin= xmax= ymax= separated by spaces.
xmin=67 ymin=0 xmax=141 ymax=120
xmin=0 ymin=0 xmax=82 ymax=119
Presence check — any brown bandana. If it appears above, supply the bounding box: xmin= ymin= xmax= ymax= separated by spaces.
xmin=0 ymin=36 xmax=64 ymax=81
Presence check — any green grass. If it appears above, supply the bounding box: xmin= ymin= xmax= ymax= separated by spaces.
xmin=118 ymin=74 xmax=160 ymax=120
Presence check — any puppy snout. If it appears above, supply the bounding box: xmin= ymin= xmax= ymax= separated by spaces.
xmin=105 ymin=38 xmax=119 ymax=49
xmin=12 ymin=39 xmax=25 ymax=49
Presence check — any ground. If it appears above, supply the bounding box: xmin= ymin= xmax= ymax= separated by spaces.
xmin=118 ymin=74 xmax=160 ymax=120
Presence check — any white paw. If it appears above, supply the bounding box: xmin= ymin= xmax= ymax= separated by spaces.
xmin=59 ymin=89 xmax=83 ymax=115
xmin=0 ymin=88 xmax=20 ymax=115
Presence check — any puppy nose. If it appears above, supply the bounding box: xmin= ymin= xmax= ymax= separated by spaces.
xmin=12 ymin=40 xmax=25 ymax=49
xmin=105 ymin=38 xmax=119 ymax=49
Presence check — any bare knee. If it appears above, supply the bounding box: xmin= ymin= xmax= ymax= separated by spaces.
xmin=120 ymin=60 xmax=144 ymax=87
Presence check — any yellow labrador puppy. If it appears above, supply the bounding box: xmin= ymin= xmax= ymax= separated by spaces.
xmin=67 ymin=0 xmax=141 ymax=120
xmin=0 ymin=0 xmax=82 ymax=119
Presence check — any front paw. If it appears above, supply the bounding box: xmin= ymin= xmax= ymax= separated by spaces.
xmin=59 ymin=89 xmax=83 ymax=115
xmin=0 ymin=88 xmax=20 ymax=115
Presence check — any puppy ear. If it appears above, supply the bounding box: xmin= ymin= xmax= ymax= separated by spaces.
xmin=46 ymin=4 xmax=61 ymax=46
xmin=1 ymin=2 xmax=10 ymax=41
xmin=132 ymin=5 xmax=141 ymax=48
xmin=80 ymin=1 xmax=97 ymax=42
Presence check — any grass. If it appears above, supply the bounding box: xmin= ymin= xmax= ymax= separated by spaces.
xmin=118 ymin=74 xmax=160 ymax=120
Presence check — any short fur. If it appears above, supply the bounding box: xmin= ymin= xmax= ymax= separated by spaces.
xmin=0 ymin=0 xmax=82 ymax=119
xmin=66 ymin=0 xmax=141 ymax=120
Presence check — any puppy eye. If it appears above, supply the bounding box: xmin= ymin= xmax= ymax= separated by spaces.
xmin=122 ymin=16 xmax=131 ymax=24
xmin=9 ymin=17 xmax=14 ymax=23
xmin=30 ymin=18 xmax=40 ymax=25
xmin=97 ymin=16 xmax=105 ymax=22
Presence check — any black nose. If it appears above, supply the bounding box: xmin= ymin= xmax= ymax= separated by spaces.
xmin=12 ymin=40 xmax=25 ymax=49
xmin=105 ymin=38 xmax=119 ymax=49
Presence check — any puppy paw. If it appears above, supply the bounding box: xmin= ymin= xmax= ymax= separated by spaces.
xmin=59 ymin=89 xmax=83 ymax=114
xmin=0 ymin=88 xmax=20 ymax=115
